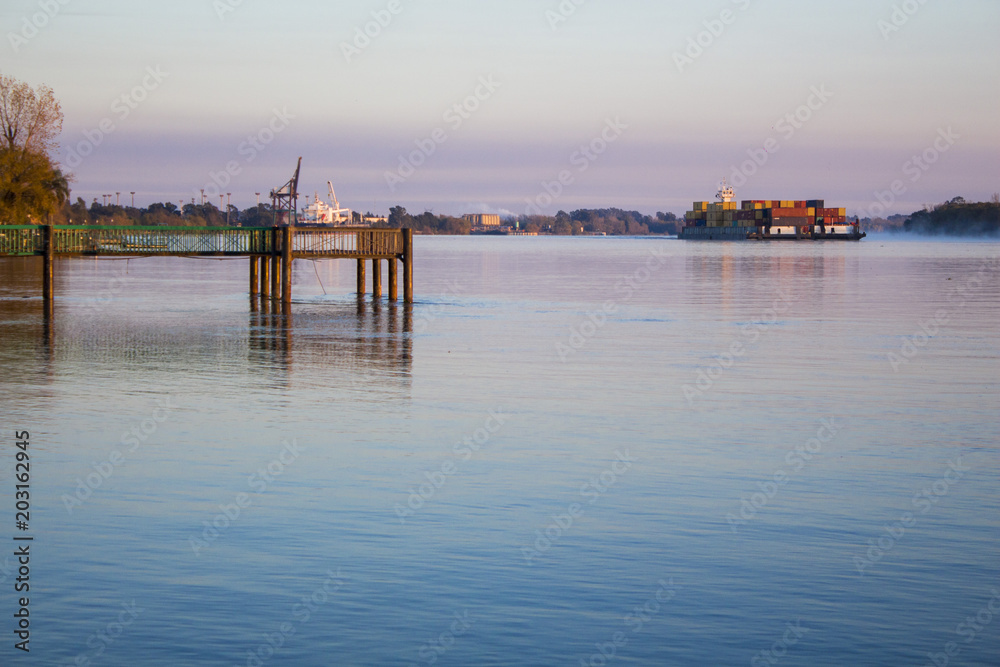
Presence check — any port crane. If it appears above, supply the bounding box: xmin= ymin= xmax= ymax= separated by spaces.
xmin=326 ymin=181 xmax=352 ymax=224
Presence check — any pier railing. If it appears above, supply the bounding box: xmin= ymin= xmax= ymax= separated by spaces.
xmin=0 ymin=225 xmax=406 ymax=258
xmin=0 ymin=225 xmax=43 ymax=256
xmin=294 ymin=228 xmax=403 ymax=258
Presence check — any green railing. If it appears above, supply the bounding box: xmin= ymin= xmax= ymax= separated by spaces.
xmin=0 ymin=226 xmax=404 ymax=258
xmin=0 ymin=226 xmax=43 ymax=256
xmin=49 ymin=226 xmax=272 ymax=255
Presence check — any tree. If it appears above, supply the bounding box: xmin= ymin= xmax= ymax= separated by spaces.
xmin=0 ymin=74 xmax=63 ymax=158
xmin=0 ymin=75 xmax=68 ymax=223
xmin=0 ymin=147 xmax=70 ymax=223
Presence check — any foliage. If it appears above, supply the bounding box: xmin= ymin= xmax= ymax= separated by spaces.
xmin=0 ymin=74 xmax=68 ymax=223
xmin=0 ymin=74 xmax=63 ymax=157
xmin=0 ymin=147 xmax=70 ymax=223
xmin=903 ymin=198 xmax=1000 ymax=236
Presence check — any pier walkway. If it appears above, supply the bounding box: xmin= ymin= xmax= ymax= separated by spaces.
xmin=0 ymin=225 xmax=414 ymax=305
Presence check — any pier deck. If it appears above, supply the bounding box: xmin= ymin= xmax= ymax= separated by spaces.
xmin=0 ymin=225 xmax=413 ymax=304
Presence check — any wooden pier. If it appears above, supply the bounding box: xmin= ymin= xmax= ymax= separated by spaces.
xmin=0 ymin=225 xmax=414 ymax=304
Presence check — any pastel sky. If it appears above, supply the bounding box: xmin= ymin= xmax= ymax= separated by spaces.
xmin=3 ymin=0 xmax=998 ymax=217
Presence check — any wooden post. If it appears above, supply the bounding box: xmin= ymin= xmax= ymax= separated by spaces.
xmin=260 ymin=255 xmax=271 ymax=298
xmin=402 ymin=229 xmax=414 ymax=304
xmin=42 ymin=224 xmax=54 ymax=302
xmin=270 ymin=227 xmax=280 ymax=299
xmin=357 ymin=259 xmax=366 ymax=297
xmin=282 ymin=226 xmax=293 ymax=304
xmin=388 ymin=257 xmax=398 ymax=301
xmin=372 ymin=258 xmax=382 ymax=299
xmin=250 ymin=255 xmax=259 ymax=297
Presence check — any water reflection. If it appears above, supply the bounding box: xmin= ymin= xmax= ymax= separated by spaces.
xmin=247 ymin=296 xmax=413 ymax=390
xmin=0 ymin=258 xmax=412 ymax=397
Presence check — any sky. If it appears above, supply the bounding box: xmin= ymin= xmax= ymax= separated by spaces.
xmin=2 ymin=0 xmax=999 ymax=218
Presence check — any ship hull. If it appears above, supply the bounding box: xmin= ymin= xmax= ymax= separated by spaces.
xmin=679 ymin=226 xmax=866 ymax=241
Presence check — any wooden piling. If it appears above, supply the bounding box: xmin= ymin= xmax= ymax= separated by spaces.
xmin=402 ymin=229 xmax=414 ymax=304
xmin=260 ymin=255 xmax=271 ymax=298
xmin=388 ymin=257 xmax=398 ymax=301
xmin=270 ymin=227 xmax=280 ymax=299
xmin=372 ymin=258 xmax=382 ymax=299
xmin=357 ymin=259 xmax=366 ymax=297
xmin=42 ymin=225 xmax=54 ymax=301
xmin=282 ymin=226 xmax=293 ymax=304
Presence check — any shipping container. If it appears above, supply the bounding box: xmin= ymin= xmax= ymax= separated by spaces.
xmin=772 ymin=208 xmax=810 ymax=218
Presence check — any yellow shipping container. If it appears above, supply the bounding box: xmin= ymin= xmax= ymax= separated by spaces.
xmin=838 ymin=208 xmax=846 ymax=217
xmin=807 ymin=208 xmax=815 ymax=216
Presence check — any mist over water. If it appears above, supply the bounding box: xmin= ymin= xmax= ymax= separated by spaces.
xmin=1 ymin=237 xmax=998 ymax=665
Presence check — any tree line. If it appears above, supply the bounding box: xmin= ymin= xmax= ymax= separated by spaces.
xmin=861 ymin=197 xmax=1000 ymax=236
xmin=388 ymin=206 xmax=681 ymax=236
xmin=902 ymin=197 xmax=999 ymax=236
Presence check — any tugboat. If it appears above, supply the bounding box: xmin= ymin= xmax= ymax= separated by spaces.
xmin=679 ymin=180 xmax=866 ymax=241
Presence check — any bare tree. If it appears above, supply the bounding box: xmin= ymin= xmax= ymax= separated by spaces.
xmin=0 ymin=74 xmax=63 ymax=158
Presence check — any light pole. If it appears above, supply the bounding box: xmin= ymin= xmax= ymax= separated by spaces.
xmin=131 ymin=192 xmax=136 ymax=207
xmin=200 ymin=189 xmax=205 ymax=205
xmin=116 ymin=192 xmax=121 ymax=207
xmin=226 ymin=193 xmax=232 ymax=226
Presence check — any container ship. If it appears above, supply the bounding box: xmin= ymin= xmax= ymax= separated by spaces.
xmin=679 ymin=181 xmax=865 ymax=241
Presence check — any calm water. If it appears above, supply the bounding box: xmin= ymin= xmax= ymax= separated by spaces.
xmin=1 ymin=236 xmax=998 ymax=666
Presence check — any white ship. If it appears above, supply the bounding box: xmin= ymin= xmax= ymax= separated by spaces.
xmin=300 ymin=181 xmax=353 ymax=225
